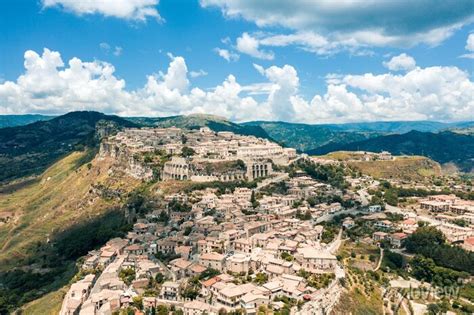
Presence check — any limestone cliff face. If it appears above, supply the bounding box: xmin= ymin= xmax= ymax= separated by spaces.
xmin=99 ymin=140 xmax=153 ymax=181
xmin=127 ymin=156 xmax=153 ymax=180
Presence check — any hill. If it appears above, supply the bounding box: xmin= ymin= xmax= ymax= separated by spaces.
xmin=326 ymin=120 xmax=474 ymax=133
xmin=242 ymin=121 xmax=381 ymax=151
xmin=320 ymin=152 xmax=441 ymax=180
xmin=243 ymin=120 xmax=474 ymax=152
xmin=309 ymin=131 xmax=474 ymax=172
xmin=0 ymin=111 xmax=137 ymax=182
xmin=0 ymin=114 xmax=54 ymax=128
xmin=0 ymin=150 xmax=142 ymax=312
xmin=128 ymin=114 xmax=272 ymax=141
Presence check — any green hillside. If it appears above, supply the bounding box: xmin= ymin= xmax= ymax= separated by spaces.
xmin=242 ymin=121 xmax=381 ymax=151
xmin=0 ymin=111 xmax=137 ymax=182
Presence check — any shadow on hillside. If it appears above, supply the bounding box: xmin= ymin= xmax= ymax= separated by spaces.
xmin=0 ymin=208 xmax=132 ymax=313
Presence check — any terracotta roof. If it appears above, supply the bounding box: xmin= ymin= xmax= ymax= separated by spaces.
xmin=391 ymin=232 xmax=408 ymax=239
xmin=201 ymin=277 xmax=219 ymax=287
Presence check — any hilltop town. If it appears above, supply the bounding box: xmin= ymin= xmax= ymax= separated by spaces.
xmin=57 ymin=126 xmax=474 ymax=315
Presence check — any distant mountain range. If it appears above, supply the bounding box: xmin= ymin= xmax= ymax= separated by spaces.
xmin=242 ymin=121 xmax=383 ymax=151
xmin=244 ymin=120 xmax=474 ymax=151
xmin=323 ymin=120 xmax=474 ymax=133
xmin=0 ymin=114 xmax=54 ymax=128
xmin=309 ymin=130 xmax=474 ymax=172
xmin=0 ymin=112 xmax=473 ymax=182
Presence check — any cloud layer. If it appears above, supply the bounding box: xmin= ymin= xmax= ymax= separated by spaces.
xmin=42 ymin=0 xmax=162 ymax=21
xmin=202 ymin=0 xmax=474 ymax=58
xmin=1 ymin=48 xmax=473 ymax=123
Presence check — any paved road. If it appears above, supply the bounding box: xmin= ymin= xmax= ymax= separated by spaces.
xmin=89 ymin=254 xmax=126 ymax=295
xmin=255 ymin=172 xmax=289 ymax=191
xmin=314 ymin=208 xmax=362 ymax=224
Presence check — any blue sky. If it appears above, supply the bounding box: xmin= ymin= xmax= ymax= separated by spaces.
xmin=0 ymin=0 xmax=473 ymax=123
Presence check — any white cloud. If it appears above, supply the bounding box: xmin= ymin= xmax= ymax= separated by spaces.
xmin=214 ymin=48 xmax=239 ymax=62
xmin=460 ymin=33 xmax=474 ymax=59
xmin=42 ymin=0 xmax=162 ymax=21
xmin=201 ymin=0 xmax=474 ymax=48
xmin=232 ymin=31 xmax=374 ymax=58
xmin=160 ymin=55 xmax=189 ymax=93
xmin=190 ymin=69 xmax=208 ymax=78
xmin=466 ymin=33 xmax=474 ymax=51
xmin=1 ymin=48 xmax=473 ymax=124
xmin=236 ymin=33 xmax=274 ymax=60
xmin=383 ymin=53 xmax=417 ymax=71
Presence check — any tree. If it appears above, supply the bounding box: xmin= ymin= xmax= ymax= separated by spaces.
xmin=382 ymin=250 xmax=405 ymax=270
xmin=181 ymin=146 xmax=195 ymax=157
xmin=119 ymin=268 xmax=136 ymax=285
xmin=254 ymin=272 xmax=268 ymax=285
xmin=184 ymin=226 xmax=192 ymax=236
xmin=132 ymin=296 xmax=143 ymax=310
xmin=250 ymin=191 xmax=259 ymax=209
xmin=384 ymin=189 xmax=398 ymax=206
xmin=158 ymin=211 xmax=170 ymax=224
xmin=405 ymin=226 xmax=445 ymax=253
xmin=281 ymin=252 xmax=294 ymax=262
xmin=199 ymin=268 xmax=220 ymax=280
xmin=155 ymin=272 xmax=165 ymax=284
xmin=427 ymin=303 xmax=441 ymax=315
xmin=157 ymin=305 xmax=169 ymax=315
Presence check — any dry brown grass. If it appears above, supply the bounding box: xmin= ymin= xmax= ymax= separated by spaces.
xmin=0 ymin=152 xmax=141 ymax=270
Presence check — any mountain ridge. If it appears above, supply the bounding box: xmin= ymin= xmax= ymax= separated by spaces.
xmin=309 ymin=130 xmax=474 ymax=172
xmin=0 ymin=111 xmax=137 ymax=182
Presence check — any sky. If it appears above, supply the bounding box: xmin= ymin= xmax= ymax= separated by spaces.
xmin=0 ymin=0 xmax=473 ymax=123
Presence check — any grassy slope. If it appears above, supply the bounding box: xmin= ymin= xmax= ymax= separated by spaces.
xmin=332 ymin=241 xmax=384 ymax=315
xmin=348 ymin=157 xmax=441 ymax=181
xmin=317 ymin=152 xmax=441 ymax=181
xmin=0 ymin=150 xmax=140 ymax=270
xmin=21 ymin=287 xmax=67 ymax=315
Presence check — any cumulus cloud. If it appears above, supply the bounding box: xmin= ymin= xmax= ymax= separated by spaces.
xmin=201 ymin=0 xmax=474 ymax=49
xmin=236 ymin=33 xmax=274 ymax=60
xmin=1 ymin=48 xmax=473 ymax=123
xmin=42 ymin=0 xmax=162 ymax=21
xmin=383 ymin=53 xmax=417 ymax=71
xmin=214 ymin=48 xmax=239 ymax=62
xmin=460 ymin=33 xmax=474 ymax=59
